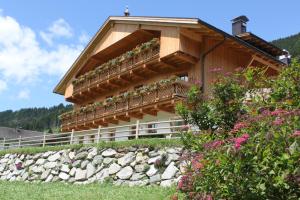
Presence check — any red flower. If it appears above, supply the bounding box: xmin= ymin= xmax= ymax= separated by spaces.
xmin=291 ymin=130 xmax=300 ymax=137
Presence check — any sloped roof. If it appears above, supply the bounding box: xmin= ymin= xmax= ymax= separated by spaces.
xmin=53 ymin=16 xmax=285 ymax=95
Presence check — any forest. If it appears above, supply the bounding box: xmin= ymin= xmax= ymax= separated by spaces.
xmin=0 ymin=104 xmax=72 ymax=132
xmin=272 ymin=32 xmax=300 ymax=58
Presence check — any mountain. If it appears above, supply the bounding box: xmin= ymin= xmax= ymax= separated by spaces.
xmin=272 ymin=32 xmax=300 ymax=58
xmin=0 ymin=104 xmax=72 ymax=132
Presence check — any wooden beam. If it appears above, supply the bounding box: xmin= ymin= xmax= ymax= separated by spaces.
xmin=127 ymin=111 xmax=143 ymax=119
xmin=140 ymin=108 xmax=157 ymax=116
xmin=114 ymin=115 xmax=130 ymax=122
xmin=180 ymin=29 xmax=202 ymax=42
xmin=252 ymin=55 xmax=281 ymax=71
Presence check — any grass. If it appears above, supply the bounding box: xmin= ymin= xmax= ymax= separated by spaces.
xmin=0 ymin=138 xmax=183 ymax=156
xmin=0 ymin=181 xmax=181 ymax=200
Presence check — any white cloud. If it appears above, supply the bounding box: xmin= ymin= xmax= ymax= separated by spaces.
xmin=40 ymin=18 xmax=73 ymax=46
xmin=17 ymin=89 xmax=30 ymax=100
xmin=0 ymin=13 xmax=83 ymax=85
xmin=0 ymin=80 xmax=7 ymax=93
xmin=79 ymin=32 xmax=90 ymax=44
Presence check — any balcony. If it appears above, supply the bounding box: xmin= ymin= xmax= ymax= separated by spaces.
xmin=67 ymin=38 xmax=197 ymax=103
xmin=60 ymin=80 xmax=190 ymax=131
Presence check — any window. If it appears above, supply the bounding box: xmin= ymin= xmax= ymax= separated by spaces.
xmin=147 ymin=123 xmax=158 ymax=134
xmin=178 ymin=74 xmax=188 ymax=82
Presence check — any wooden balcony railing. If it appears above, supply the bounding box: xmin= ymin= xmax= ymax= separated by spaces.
xmin=72 ymin=39 xmax=160 ymax=97
xmin=61 ymin=81 xmax=190 ymax=131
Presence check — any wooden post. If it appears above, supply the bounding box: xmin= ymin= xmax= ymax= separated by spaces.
xmin=70 ymin=129 xmax=74 ymax=144
xmin=42 ymin=132 xmax=46 ymax=147
xmin=97 ymin=126 xmax=101 ymax=144
xmin=135 ymin=120 xmax=140 ymax=139
xmin=18 ymin=136 xmax=22 ymax=148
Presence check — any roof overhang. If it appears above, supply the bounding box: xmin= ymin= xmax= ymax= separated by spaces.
xmin=53 ymin=16 xmax=286 ymax=95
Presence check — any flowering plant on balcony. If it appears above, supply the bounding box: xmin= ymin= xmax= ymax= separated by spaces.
xmin=61 ymin=76 xmax=184 ymax=120
xmin=71 ymin=38 xmax=160 ymax=88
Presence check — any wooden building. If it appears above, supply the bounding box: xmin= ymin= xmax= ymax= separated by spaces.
xmin=54 ymin=15 xmax=286 ymax=140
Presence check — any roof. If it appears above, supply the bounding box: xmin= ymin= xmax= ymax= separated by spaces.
xmin=53 ymin=16 xmax=286 ymax=95
xmin=236 ymin=32 xmax=286 ymax=57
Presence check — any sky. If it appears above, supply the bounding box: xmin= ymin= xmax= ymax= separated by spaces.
xmin=0 ymin=0 xmax=299 ymax=111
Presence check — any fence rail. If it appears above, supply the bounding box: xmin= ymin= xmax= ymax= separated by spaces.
xmin=0 ymin=119 xmax=191 ymax=150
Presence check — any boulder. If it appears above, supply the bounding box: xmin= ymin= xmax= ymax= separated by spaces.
xmin=24 ymin=160 xmax=34 ymax=167
xmin=81 ymin=160 xmax=89 ymax=169
xmin=48 ymin=152 xmax=60 ymax=162
xmin=87 ymin=148 xmax=98 ymax=160
xmin=45 ymin=174 xmax=53 ymax=182
xmin=102 ymin=149 xmax=117 ymax=157
xmin=31 ymin=165 xmax=44 ymax=174
xmin=146 ymin=165 xmax=158 ymax=177
xmin=40 ymin=169 xmax=51 ymax=180
xmin=108 ymin=163 xmax=121 ymax=175
xmin=149 ymin=174 xmax=161 ymax=184
xmin=75 ymin=169 xmax=86 ymax=181
xmin=161 ymin=162 xmax=178 ymax=180
xmin=44 ymin=162 xmax=57 ymax=169
xmin=68 ymin=152 xmax=75 ymax=160
xmin=69 ymin=167 xmax=76 ymax=177
xmin=116 ymin=166 xmax=133 ymax=180
xmin=148 ymin=156 xmax=161 ymax=164
xmin=117 ymin=152 xmax=135 ymax=166
xmin=35 ymin=158 xmax=46 ymax=165
xmin=72 ymin=160 xmax=81 ymax=168
xmin=92 ymin=155 xmax=103 ymax=166
xmin=135 ymin=153 xmax=148 ymax=164
xmin=160 ymin=180 xmax=175 ymax=187
xmin=95 ymin=168 xmax=109 ymax=182
xmin=134 ymin=164 xmax=147 ymax=173
xmin=74 ymin=151 xmax=88 ymax=160
xmin=60 ymin=164 xmax=70 ymax=173
xmin=86 ymin=163 xmax=96 ymax=178
xmin=130 ymin=173 xmax=145 ymax=181
xmin=59 ymin=172 xmax=70 ymax=180
xmin=103 ymin=157 xmax=114 ymax=165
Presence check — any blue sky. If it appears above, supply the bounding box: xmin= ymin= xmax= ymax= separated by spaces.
xmin=0 ymin=0 xmax=299 ymax=111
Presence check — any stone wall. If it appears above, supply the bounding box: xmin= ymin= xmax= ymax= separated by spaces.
xmin=0 ymin=146 xmax=185 ymax=187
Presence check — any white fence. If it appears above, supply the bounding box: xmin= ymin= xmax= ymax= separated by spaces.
xmin=0 ymin=119 xmax=188 ymax=150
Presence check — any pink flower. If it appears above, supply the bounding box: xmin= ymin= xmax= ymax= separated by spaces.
xmin=231 ymin=122 xmax=248 ymax=133
xmin=272 ymin=118 xmax=284 ymax=126
xmin=209 ymin=67 xmax=223 ymax=72
xmin=233 ymin=133 xmax=250 ymax=150
xmin=203 ymin=140 xmax=224 ymax=150
xmin=291 ymin=130 xmax=300 ymax=137
xmin=271 ymin=109 xmax=287 ymax=116
xmin=181 ymin=124 xmax=190 ymax=131
xmin=234 ymin=67 xmax=244 ymax=72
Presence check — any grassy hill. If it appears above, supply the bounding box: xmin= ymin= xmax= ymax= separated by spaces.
xmin=0 ymin=104 xmax=72 ymax=132
xmin=272 ymin=32 xmax=300 ymax=58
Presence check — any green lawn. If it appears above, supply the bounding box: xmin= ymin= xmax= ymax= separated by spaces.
xmin=0 ymin=138 xmax=182 ymax=156
xmin=0 ymin=181 xmax=180 ymax=200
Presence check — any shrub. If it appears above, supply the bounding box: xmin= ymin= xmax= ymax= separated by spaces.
xmin=176 ymin=61 xmax=300 ymax=199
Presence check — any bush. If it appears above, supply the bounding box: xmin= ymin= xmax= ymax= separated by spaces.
xmin=176 ymin=62 xmax=300 ymax=199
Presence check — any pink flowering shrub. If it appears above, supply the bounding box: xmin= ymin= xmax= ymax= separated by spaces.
xmin=176 ymin=61 xmax=300 ymax=199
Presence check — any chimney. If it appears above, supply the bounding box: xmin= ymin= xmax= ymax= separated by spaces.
xmin=231 ymin=15 xmax=249 ymax=36
xmin=124 ymin=6 xmax=130 ymax=16
xmin=279 ymin=49 xmax=291 ymax=65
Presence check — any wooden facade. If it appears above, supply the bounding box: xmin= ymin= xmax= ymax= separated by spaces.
xmin=54 ymin=16 xmax=286 ymax=132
